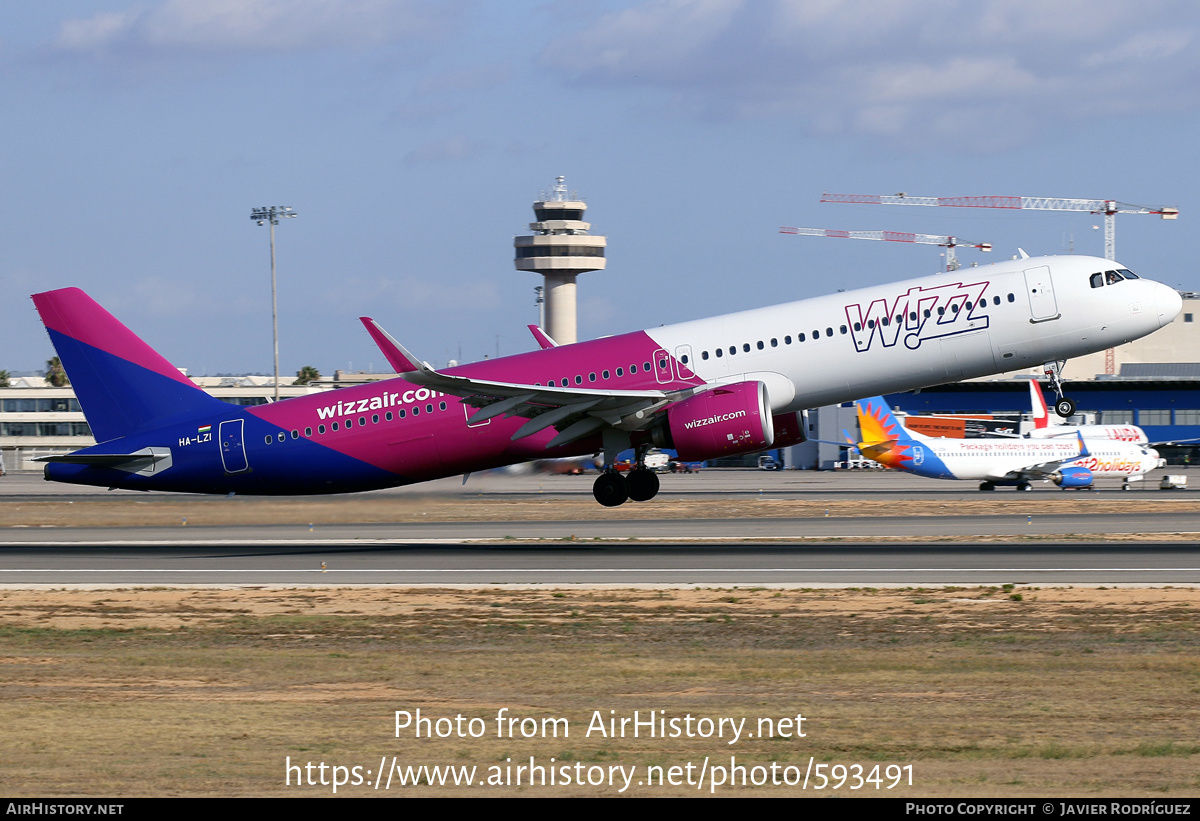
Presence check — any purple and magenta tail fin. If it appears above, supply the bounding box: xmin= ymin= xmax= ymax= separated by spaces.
xmin=32 ymin=288 xmax=226 ymax=443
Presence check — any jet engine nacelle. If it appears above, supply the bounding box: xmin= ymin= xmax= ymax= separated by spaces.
xmin=771 ymin=410 xmax=809 ymax=449
xmin=1052 ymin=465 xmax=1094 ymax=488
xmin=665 ymin=381 xmax=774 ymax=462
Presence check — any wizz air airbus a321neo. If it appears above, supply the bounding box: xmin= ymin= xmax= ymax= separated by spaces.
xmin=33 ymin=254 xmax=1180 ymax=506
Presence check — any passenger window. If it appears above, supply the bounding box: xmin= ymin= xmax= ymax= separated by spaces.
xmin=743 ymin=343 xmax=750 ymax=353
xmin=716 ymin=349 xmax=723 ymax=358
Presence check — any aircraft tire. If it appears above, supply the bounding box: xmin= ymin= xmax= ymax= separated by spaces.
xmin=979 ymin=482 xmax=995 ymax=491
xmin=593 ymin=472 xmax=629 ymax=507
xmin=1054 ymin=397 xmax=1076 ymax=418
xmin=1017 ymin=482 xmax=1033 ymax=492
xmin=626 ymin=468 xmax=660 ymax=502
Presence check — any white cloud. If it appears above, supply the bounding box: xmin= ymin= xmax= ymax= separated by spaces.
xmin=543 ymin=0 xmax=1200 ymax=149
xmin=55 ymin=0 xmax=457 ymax=55
xmin=403 ymin=135 xmax=489 ymax=164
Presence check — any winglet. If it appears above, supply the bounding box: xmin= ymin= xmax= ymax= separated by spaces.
xmin=359 ymin=318 xmax=425 ymax=374
xmin=1076 ymin=431 xmax=1090 ymax=459
xmin=528 ymin=325 xmax=558 ymax=349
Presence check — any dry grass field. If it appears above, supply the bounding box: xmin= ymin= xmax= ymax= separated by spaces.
xmin=1 ymin=584 xmax=1198 ymax=797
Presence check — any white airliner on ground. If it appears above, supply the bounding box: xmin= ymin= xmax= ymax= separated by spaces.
xmin=853 ymin=396 xmax=1165 ymax=490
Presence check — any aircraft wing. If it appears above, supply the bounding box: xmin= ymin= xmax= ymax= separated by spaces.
xmin=360 ymin=318 xmax=699 ymax=448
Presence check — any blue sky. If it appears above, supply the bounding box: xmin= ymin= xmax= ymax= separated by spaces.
xmin=3 ymin=0 xmax=1199 ymax=377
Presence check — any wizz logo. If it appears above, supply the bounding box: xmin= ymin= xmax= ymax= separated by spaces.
xmin=844 ymin=280 xmax=991 ymax=353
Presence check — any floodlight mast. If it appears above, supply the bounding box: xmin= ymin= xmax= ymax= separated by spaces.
xmin=250 ymin=206 xmax=298 ymax=402
xmin=779 ymin=226 xmax=991 ymax=272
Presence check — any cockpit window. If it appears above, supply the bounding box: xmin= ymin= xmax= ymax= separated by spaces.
xmin=1117 ymin=268 xmax=1140 ymax=279
xmin=1105 ymin=270 xmax=1124 ymax=285
xmin=1090 ymin=272 xmax=1105 ymax=289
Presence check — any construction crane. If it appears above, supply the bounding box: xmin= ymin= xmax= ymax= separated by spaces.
xmin=780 ymin=226 xmax=991 ymax=272
xmin=819 ymin=192 xmax=1178 ymax=262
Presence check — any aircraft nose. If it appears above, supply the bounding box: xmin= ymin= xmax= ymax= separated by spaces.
xmin=1156 ymin=284 xmax=1183 ymax=328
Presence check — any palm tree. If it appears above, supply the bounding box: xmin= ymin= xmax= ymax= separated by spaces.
xmin=45 ymin=357 xmax=69 ymax=387
xmin=0 ymin=370 xmax=9 ymax=388
xmin=293 ymin=365 xmax=320 ymax=386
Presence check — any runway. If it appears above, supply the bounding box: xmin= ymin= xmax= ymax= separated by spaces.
xmin=2 ymin=542 xmax=1199 ymax=585
xmin=3 ymin=469 xmax=1199 ymax=585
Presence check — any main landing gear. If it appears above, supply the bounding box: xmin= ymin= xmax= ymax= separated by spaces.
xmin=1042 ymin=360 xmax=1076 ymax=418
xmin=592 ymin=450 xmax=661 ymax=507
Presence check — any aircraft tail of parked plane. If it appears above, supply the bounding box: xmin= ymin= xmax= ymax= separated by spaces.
xmin=31 ymin=251 xmax=1181 ymax=504
xmin=853 ymin=395 xmax=1165 ymax=490
xmin=1026 ymin=379 xmax=1150 ymax=444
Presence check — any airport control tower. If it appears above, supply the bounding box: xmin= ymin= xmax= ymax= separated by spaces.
xmin=514 ymin=176 xmax=606 ymax=345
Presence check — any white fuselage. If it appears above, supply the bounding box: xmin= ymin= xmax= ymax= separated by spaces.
xmin=647 ymin=255 xmax=1180 ymax=413
xmin=913 ymin=437 xmax=1162 ymax=482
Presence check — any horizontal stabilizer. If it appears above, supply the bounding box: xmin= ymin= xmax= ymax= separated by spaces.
xmin=37 ymin=447 xmax=173 ymax=476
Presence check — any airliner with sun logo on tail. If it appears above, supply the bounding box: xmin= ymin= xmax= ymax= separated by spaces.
xmin=851 ymin=395 xmax=1164 ymax=490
